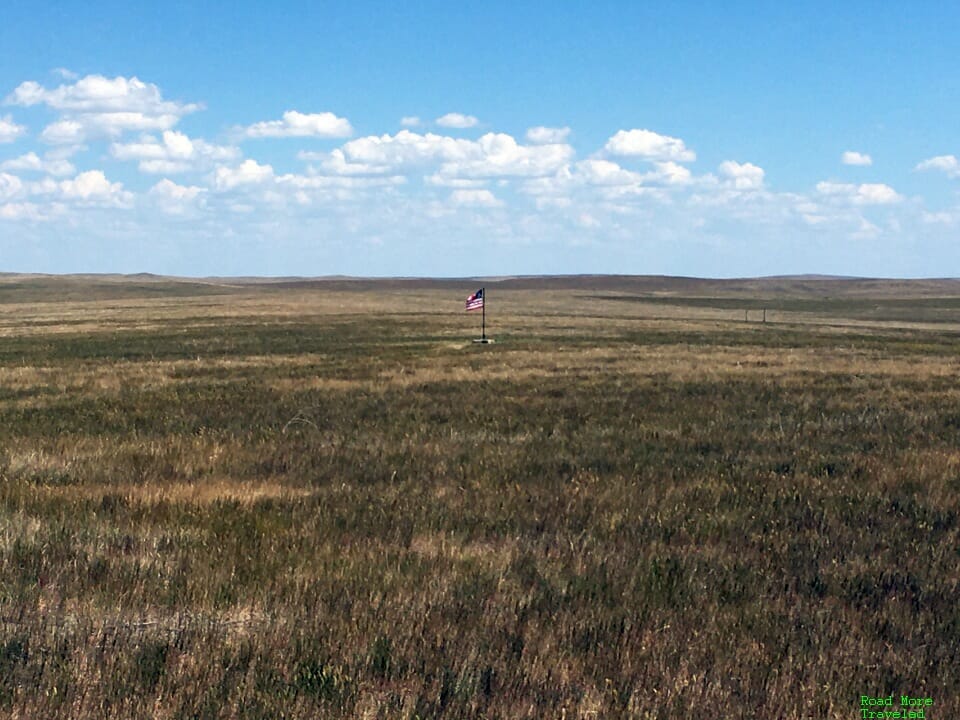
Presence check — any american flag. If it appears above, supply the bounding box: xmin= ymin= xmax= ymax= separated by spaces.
xmin=465 ymin=288 xmax=484 ymax=311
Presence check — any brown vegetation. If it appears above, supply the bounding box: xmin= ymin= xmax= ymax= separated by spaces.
xmin=0 ymin=276 xmax=958 ymax=718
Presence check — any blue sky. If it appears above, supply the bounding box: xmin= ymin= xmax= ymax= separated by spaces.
xmin=1 ymin=1 xmax=958 ymax=277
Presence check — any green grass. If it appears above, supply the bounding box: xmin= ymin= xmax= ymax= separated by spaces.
xmin=0 ymin=279 xmax=958 ymax=718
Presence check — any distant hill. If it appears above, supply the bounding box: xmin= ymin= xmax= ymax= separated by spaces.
xmin=1 ymin=272 xmax=959 ymax=304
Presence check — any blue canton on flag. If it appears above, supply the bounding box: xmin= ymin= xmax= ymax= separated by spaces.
xmin=465 ymin=288 xmax=484 ymax=311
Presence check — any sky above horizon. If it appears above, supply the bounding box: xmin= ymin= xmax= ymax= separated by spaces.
xmin=1 ymin=1 xmax=959 ymax=278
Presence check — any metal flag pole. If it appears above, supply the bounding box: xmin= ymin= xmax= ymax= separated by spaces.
xmin=482 ymin=287 xmax=486 ymax=341
xmin=469 ymin=287 xmax=493 ymax=343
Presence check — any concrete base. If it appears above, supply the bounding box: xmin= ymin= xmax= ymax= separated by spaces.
xmin=472 ymin=338 xmax=495 ymax=344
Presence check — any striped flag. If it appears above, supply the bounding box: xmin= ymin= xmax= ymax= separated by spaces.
xmin=465 ymin=288 xmax=484 ymax=311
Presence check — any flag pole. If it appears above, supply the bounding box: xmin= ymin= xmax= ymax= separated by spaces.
xmin=482 ymin=287 xmax=486 ymax=341
xmin=468 ymin=287 xmax=492 ymax=343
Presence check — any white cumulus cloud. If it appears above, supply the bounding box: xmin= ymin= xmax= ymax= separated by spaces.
xmin=60 ymin=170 xmax=131 ymax=205
xmin=644 ymin=161 xmax=693 ymax=186
xmin=915 ymin=155 xmax=960 ymax=179
xmin=816 ymin=181 xmax=902 ymax=205
xmin=400 ymin=116 xmax=421 ymax=127
xmin=574 ymin=159 xmax=643 ymax=186
xmin=718 ymin=161 xmax=765 ymax=190
xmin=522 ymin=156 xmax=694 ymax=201
xmin=436 ymin=113 xmax=478 ymax=129
xmin=841 ymin=151 xmax=872 ymax=166
xmin=111 ymin=130 xmax=240 ymax=173
xmin=275 ymin=173 xmax=406 ymax=190
xmin=526 ymin=126 xmax=570 ymax=144
xmin=0 ymin=202 xmax=51 ymax=221
xmin=450 ymin=189 xmax=502 ymax=207
xmin=0 ymin=115 xmax=26 ymax=143
xmin=338 ymin=130 xmax=473 ymax=167
xmin=213 ymin=159 xmax=274 ymax=190
xmin=149 ymin=178 xmax=206 ymax=214
xmin=306 ymin=149 xmax=393 ymax=176
xmin=0 ymin=152 xmax=75 ymax=177
xmin=856 ymin=184 xmax=901 ymax=204
xmin=38 ymin=111 xmax=184 ymax=143
xmin=241 ymin=111 xmax=353 ymax=139
xmin=150 ymin=178 xmax=205 ymax=201
xmin=437 ymin=133 xmax=572 ymax=179
xmin=7 ymin=75 xmax=198 ymax=113
xmin=330 ymin=130 xmax=572 ymax=180
xmin=39 ymin=119 xmax=85 ymax=144
xmin=604 ymin=129 xmax=696 ymax=162
xmin=0 ymin=172 xmax=25 ymax=201
xmin=424 ymin=175 xmax=489 ymax=188
xmin=80 ymin=111 xmax=182 ymax=134
xmin=21 ymin=170 xmax=132 ymax=207
xmin=7 ymin=74 xmax=201 ymax=144
xmin=853 ymin=217 xmax=881 ymax=239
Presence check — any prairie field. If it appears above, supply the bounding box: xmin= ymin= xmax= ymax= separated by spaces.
xmin=1 ymin=274 xmax=959 ymax=719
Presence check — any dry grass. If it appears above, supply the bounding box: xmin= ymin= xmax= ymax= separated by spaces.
xmin=1 ymin=277 xmax=959 ymax=718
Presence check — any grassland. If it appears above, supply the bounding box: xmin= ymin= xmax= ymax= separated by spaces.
xmin=1 ymin=274 xmax=959 ymax=718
